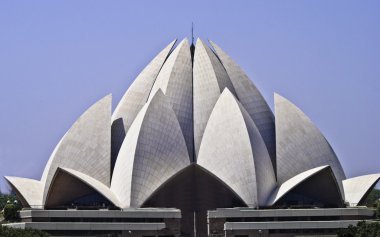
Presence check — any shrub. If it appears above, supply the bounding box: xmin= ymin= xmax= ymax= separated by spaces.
xmin=356 ymin=221 xmax=380 ymax=237
xmin=0 ymin=194 xmax=18 ymax=210
xmin=0 ymin=226 xmax=49 ymax=237
xmin=337 ymin=224 xmax=357 ymax=237
xmin=3 ymin=204 xmax=19 ymax=221
xmin=337 ymin=221 xmax=380 ymax=237
xmin=364 ymin=189 xmax=380 ymax=207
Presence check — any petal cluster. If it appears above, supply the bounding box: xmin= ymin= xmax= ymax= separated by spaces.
xmin=5 ymin=38 xmax=379 ymax=209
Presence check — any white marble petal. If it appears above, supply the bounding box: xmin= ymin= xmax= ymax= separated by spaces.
xmin=210 ymin=41 xmax=276 ymax=169
xmin=343 ymin=174 xmax=380 ymax=206
xmin=148 ymin=39 xmax=193 ymax=160
xmin=198 ymin=89 xmax=276 ymax=207
xmin=41 ymin=95 xmax=112 ymax=205
xmin=193 ymin=38 xmax=236 ymax=158
xmin=111 ymin=90 xmax=190 ymax=208
xmin=275 ymin=93 xmax=346 ymax=196
xmin=4 ymin=177 xmax=43 ymax=208
xmin=111 ymin=40 xmax=177 ymax=161
xmin=267 ymin=166 xmax=329 ymax=205
xmin=59 ymin=167 xmax=121 ymax=207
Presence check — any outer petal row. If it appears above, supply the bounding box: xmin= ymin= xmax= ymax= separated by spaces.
xmin=275 ymin=93 xmax=346 ymax=196
xmin=343 ymin=174 xmax=380 ymax=206
xmin=6 ymin=95 xmax=113 ymax=208
xmin=41 ymin=94 xmax=112 ymax=205
xmin=4 ymin=177 xmax=43 ymax=208
xmin=269 ymin=165 xmax=344 ymax=207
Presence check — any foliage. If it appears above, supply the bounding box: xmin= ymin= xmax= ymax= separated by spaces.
xmin=0 ymin=226 xmax=49 ymax=237
xmin=0 ymin=193 xmax=18 ymax=210
xmin=377 ymin=202 xmax=380 ymax=219
xmin=3 ymin=204 xmax=20 ymax=221
xmin=364 ymin=189 xmax=380 ymax=207
xmin=1 ymin=193 xmax=21 ymax=222
xmin=337 ymin=221 xmax=380 ymax=237
xmin=336 ymin=224 xmax=357 ymax=237
xmin=356 ymin=221 xmax=380 ymax=237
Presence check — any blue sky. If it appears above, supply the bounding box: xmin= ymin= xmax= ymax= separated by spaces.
xmin=0 ymin=1 xmax=379 ymax=192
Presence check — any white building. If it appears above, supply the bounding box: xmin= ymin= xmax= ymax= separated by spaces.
xmin=4 ymin=38 xmax=380 ymax=237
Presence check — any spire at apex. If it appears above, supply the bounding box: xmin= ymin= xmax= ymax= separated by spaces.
xmin=191 ymin=22 xmax=194 ymax=45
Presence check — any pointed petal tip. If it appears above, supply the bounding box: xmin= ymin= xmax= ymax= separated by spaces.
xmin=180 ymin=37 xmax=189 ymax=43
xmin=345 ymin=173 xmax=380 ymax=180
xmin=221 ymin=87 xmax=234 ymax=97
xmin=178 ymin=38 xmax=190 ymax=47
xmin=4 ymin=176 xmax=26 ymax=182
xmin=104 ymin=93 xmax=112 ymax=100
xmin=164 ymin=39 xmax=178 ymax=53
xmin=274 ymin=93 xmax=287 ymax=103
xmin=145 ymin=88 xmax=166 ymax=104
xmin=4 ymin=176 xmax=13 ymax=183
xmin=196 ymin=38 xmax=204 ymax=45
xmin=208 ymin=40 xmax=218 ymax=49
xmin=93 ymin=94 xmax=112 ymax=105
xmin=169 ymin=39 xmax=177 ymax=46
xmin=152 ymin=88 xmax=165 ymax=98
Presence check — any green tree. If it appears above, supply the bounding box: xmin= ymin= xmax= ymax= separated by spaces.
xmin=3 ymin=203 xmax=20 ymax=221
xmin=0 ymin=193 xmax=19 ymax=210
xmin=356 ymin=221 xmax=380 ymax=237
xmin=377 ymin=202 xmax=380 ymax=219
xmin=364 ymin=189 xmax=380 ymax=207
xmin=337 ymin=224 xmax=357 ymax=237
xmin=0 ymin=226 xmax=49 ymax=237
xmin=337 ymin=221 xmax=380 ymax=237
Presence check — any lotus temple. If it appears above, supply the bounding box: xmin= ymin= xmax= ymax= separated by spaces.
xmin=4 ymin=38 xmax=380 ymax=237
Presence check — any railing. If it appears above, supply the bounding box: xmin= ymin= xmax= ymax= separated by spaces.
xmin=23 ymin=205 xmax=119 ymax=210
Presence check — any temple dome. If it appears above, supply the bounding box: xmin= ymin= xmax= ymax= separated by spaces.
xmin=5 ymin=38 xmax=379 ymax=210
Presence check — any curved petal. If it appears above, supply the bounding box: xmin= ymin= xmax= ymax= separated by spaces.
xmin=111 ymin=90 xmax=191 ymax=208
xmin=210 ymin=41 xmax=276 ymax=170
xmin=45 ymin=168 xmax=113 ymax=208
xmin=111 ymin=39 xmax=177 ymax=163
xmin=197 ymin=88 xmax=276 ymax=207
xmin=275 ymin=93 xmax=346 ymax=196
xmin=59 ymin=168 xmax=121 ymax=207
xmin=5 ymin=176 xmax=43 ymax=208
xmin=193 ymin=38 xmax=237 ymax=158
xmin=268 ymin=165 xmax=344 ymax=207
xmin=343 ymin=174 xmax=380 ymax=206
xmin=268 ymin=165 xmax=329 ymax=205
xmin=142 ymin=164 xmax=247 ymax=210
xmin=148 ymin=39 xmax=193 ymax=159
xmin=41 ymin=94 xmax=112 ymax=205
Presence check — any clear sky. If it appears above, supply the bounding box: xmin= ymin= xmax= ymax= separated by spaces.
xmin=0 ymin=1 xmax=379 ymax=192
